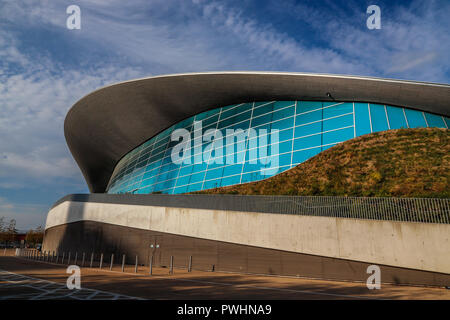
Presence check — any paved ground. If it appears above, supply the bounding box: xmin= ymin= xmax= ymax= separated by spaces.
xmin=0 ymin=270 xmax=142 ymax=300
xmin=0 ymin=250 xmax=449 ymax=300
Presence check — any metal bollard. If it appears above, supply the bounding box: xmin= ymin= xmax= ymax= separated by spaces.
xmin=169 ymin=256 xmax=174 ymax=275
xmin=90 ymin=252 xmax=94 ymax=268
xmin=74 ymin=252 xmax=78 ymax=265
xmin=52 ymin=251 xmax=55 ymax=262
xmin=81 ymin=252 xmax=85 ymax=267
xmin=110 ymin=254 xmax=114 ymax=271
xmin=62 ymin=252 xmax=65 ymax=264
xmin=67 ymin=252 xmax=71 ymax=265
xmin=134 ymin=255 xmax=138 ymax=273
xmin=121 ymin=254 xmax=125 ymax=272
xmin=149 ymin=255 xmax=153 ymax=276
xmin=99 ymin=253 xmax=104 ymax=269
xmin=55 ymin=252 xmax=59 ymax=264
xmin=46 ymin=251 xmax=50 ymax=262
xmin=188 ymin=256 xmax=192 ymax=273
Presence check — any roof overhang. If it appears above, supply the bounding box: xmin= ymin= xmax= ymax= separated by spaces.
xmin=64 ymin=71 xmax=450 ymax=192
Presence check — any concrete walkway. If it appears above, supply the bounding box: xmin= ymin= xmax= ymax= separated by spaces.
xmin=0 ymin=253 xmax=449 ymax=300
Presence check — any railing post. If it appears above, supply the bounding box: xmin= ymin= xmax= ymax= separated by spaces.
xmin=67 ymin=252 xmax=71 ymax=265
xmin=134 ymin=255 xmax=138 ymax=273
xmin=55 ymin=252 xmax=59 ymax=264
xmin=149 ymin=255 xmax=153 ymax=276
xmin=90 ymin=252 xmax=94 ymax=268
xmin=62 ymin=252 xmax=65 ymax=264
xmin=121 ymin=254 xmax=125 ymax=272
xmin=188 ymin=255 xmax=192 ymax=273
xmin=74 ymin=252 xmax=78 ymax=265
xmin=169 ymin=256 xmax=174 ymax=275
xmin=81 ymin=252 xmax=85 ymax=267
xmin=99 ymin=253 xmax=104 ymax=269
xmin=110 ymin=254 xmax=114 ymax=271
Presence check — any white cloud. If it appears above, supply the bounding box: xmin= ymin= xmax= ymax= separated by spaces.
xmin=0 ymin=197 xmax=14 ymax=210
xmin=387 ymin=52 xmax=437 ymax=73
xmin=0 ymin=29 xmax=143 ymax=188
xmin=0 ymin=197 xmax=48 ymax=230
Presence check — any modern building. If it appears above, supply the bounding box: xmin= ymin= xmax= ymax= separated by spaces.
xmin=44 ymin=72 xmax=450 ymax=286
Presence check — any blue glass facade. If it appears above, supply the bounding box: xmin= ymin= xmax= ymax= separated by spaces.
xmin=106 ymin=101 xmax=449 ymax=195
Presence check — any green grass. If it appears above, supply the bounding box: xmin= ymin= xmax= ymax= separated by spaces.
xmin=194 ymin=128 xmax=450 ymax=198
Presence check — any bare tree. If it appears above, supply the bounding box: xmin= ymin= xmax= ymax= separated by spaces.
xmin=0 ymin=217 xmax=5 ymax=244
xmin=25 ymin=226 xmax=44 ymax=247
xmin=6 ymin=219 xmax=18 ymax=245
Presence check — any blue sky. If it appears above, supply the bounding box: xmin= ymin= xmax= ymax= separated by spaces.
xmin=0 ymin=0 xmax=449 ymax=230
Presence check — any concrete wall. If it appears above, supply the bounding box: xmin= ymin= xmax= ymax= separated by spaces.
xmin=45 ymin=200 xmax=450 ymax=274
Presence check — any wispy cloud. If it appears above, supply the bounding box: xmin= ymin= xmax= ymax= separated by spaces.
xmin=0 ymin=196 xmax=48 ymax=230
xmin=0 ymin=28 xmax=143 ymax=189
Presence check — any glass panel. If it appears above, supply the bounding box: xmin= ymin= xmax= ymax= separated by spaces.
xmin=369 ymin=104 xmax=389 ymax=132
xmin=386 ymin=106 xmax=408 ymax=129
xmin=323 ymin=102 xmax=353 ymax=119
xmin=404 ymin=108 xmax=427 ymax=128
xmin=322 ymin=126 xmax=353 ymax=145
xmin=424 ymin=113 xmax=446 ymax=128
xmin=292 ymin=146 xmax=321 ymax=165
xmin=354 ymin=103 xmax=372 ymax=136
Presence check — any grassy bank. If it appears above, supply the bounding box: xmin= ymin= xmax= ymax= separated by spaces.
xmin=194 ymin=128 xmax=449 ymax=198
